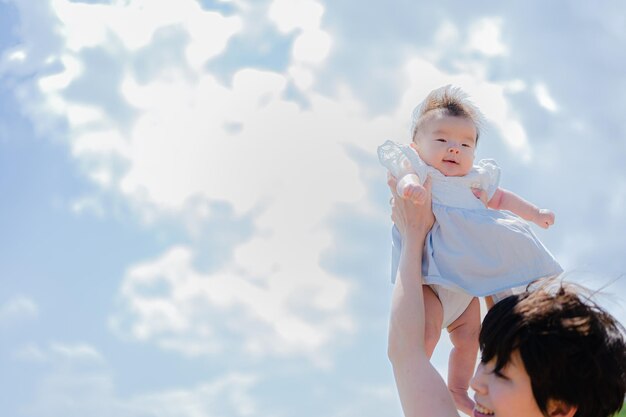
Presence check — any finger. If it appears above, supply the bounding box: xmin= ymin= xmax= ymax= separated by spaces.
xmin=480 ymin=191 xmax=488 ymax=206
xmin=387 ymin=171 xmax=399 ymax=197
xmin=423 ymin=175 xmax=432 ymax=192
xmin=422 ymin=176 xmax=433 ymax=205
xmin=416 ymin=188 xmax=427 ymax=204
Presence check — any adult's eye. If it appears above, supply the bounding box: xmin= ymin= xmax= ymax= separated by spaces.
xmin=493 ymin=369 xmax=509 ymax=380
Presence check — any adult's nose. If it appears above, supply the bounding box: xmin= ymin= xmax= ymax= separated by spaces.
xmin=470 ymin=363 xmax=488 ymax=395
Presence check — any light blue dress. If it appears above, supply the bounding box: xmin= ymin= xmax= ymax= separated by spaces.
xmin=379 ymin=140 xmax=563 ymax=297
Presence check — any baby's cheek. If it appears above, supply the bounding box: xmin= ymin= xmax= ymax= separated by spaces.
xmin=461 ymin=162 xmax=474 ymax=176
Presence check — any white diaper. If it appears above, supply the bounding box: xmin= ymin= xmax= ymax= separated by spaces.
xmin=430 ymin=284 xmax=474 ymax=329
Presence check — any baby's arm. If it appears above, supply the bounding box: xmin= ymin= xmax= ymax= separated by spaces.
xmin=487 ymin=188 xmax=555 ymax=229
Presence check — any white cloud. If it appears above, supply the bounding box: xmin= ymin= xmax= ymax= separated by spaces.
xmin=328 ymin=383 xmax=400 ymax=417
xmin=17 ymin=344 xmax=266 ymax=417
xmin=50 ymin=0 xmax=241 ymax=60
xmin=35 ymin=55 xmax=83 ymax=118
xmin=433 ymin=20 xmax=460 ymax=47
xmin=292 ymin=27 xmax=332 ymax=64
xmin=534 ymin=83 xmax=559 ymax=112
xmin=14 ymin=343 xmax=48 ymax=362
xmin=15 ymin=342 xmax=104 ymax=363
xmin=129 ymin=373 xmax=258 ymax=417
xmin=288 ymin=64 xmax=314 ymax=90
xmin=0 ymin=295 xmax=38 ymax=325
xmin=608 ymin=182 xmax=626 ymax=219
xmin=6 ymin=0 xmax=540 ymax=367
xmin=8 ymin=48 xmax=27 ymax=62
xmin=26 ymin=368 xmax=259 ymax=417
xmin=269 ymin=0 xmax=332 ymax=87
xmin=111 ymin=244 xmax=354 ymax=364
xmin=50 ymin=342 xmax=104 ymax=362
xmin=467 ymin=17 xmax=508 ymax=57
xmin=104 ymin=53 xmax=533 ymax=362
xmin=268 ymin=0 xmax=324 ymax=33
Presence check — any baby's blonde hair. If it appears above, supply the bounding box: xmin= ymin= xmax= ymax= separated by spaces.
xmin=410 ymin=85 xmax=484 ymax=142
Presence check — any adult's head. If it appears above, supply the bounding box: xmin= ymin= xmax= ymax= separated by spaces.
xmin=472 ymin=283 xmax=626 ymax=417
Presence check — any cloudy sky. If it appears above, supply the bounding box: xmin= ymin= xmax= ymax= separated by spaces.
xmin=1 ymin=1 xmax=625 ymax=416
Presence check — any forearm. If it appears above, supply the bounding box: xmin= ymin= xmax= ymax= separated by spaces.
xmin=387 ymin=233 xmax=459 ymax=417
xmin=488 ymin=188 xmax=539 ymax=222
xmin=392 ymin=356 xmax=459 ymax=417
xmin=388 ymin=238 xmax=427 ymax=359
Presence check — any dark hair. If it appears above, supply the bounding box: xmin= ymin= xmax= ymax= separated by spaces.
xmin=480 ymin=284 xmax=626 ymax=417
xmin=411 ymin=85 xmax=484 ymax=142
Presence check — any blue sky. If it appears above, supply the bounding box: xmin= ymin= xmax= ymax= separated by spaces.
xmin=1 ymin=1 xmax=625 ymax=416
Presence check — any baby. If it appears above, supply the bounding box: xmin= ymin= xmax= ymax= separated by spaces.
xmin=379 ymin=85 xmax=562 ymax=415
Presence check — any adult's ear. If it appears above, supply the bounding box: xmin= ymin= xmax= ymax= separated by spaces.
xmin=546 ymin=399 xmax=577 ymax=417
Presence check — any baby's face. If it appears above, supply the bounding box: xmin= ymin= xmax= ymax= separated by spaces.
xmin=412 ymin=113 xmax=477 ymax=177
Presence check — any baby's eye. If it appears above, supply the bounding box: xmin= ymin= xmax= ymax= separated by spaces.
xmin=462 ymin=143 xmax=472 ymax=148
xmin=436 ymin=138 xmax=446 ymax=142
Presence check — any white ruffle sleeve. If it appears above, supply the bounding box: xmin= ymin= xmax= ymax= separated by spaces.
xmin=476 ymin=159 xmax=501 ymax=200
xmin=377 ymin=140 xmax=428 ymax=183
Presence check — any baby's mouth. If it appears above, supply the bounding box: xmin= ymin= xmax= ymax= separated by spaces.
xmin=443 ymin=159 xmax=459 ymax=165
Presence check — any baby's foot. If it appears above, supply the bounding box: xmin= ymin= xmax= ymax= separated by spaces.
xmin=449 ymin=388 xmax=475 ymax=416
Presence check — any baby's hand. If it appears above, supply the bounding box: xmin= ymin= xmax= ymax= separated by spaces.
xmin=534 ymin=209 xmax=555 ymax=229
xmin=403 ymin=182 xmax=427 ymax=205
xmin=397 ymin=174 xmax=427 ymax=205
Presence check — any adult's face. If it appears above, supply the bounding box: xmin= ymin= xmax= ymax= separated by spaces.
xmin=470 ymin=351 xmax=545 ymax=417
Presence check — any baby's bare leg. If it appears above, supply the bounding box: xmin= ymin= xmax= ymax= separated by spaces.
xmin=447 ymin=298 xmax=480 ymax=416
xmin=423 ymin=285 xmax=444 ymax=358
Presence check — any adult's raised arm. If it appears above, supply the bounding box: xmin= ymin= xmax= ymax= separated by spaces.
xmin=386 ymin=174 xmax=460 ymax=417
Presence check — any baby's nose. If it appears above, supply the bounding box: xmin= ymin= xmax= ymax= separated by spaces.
xmin=448 ymin=145 xmax=460 ymax=154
